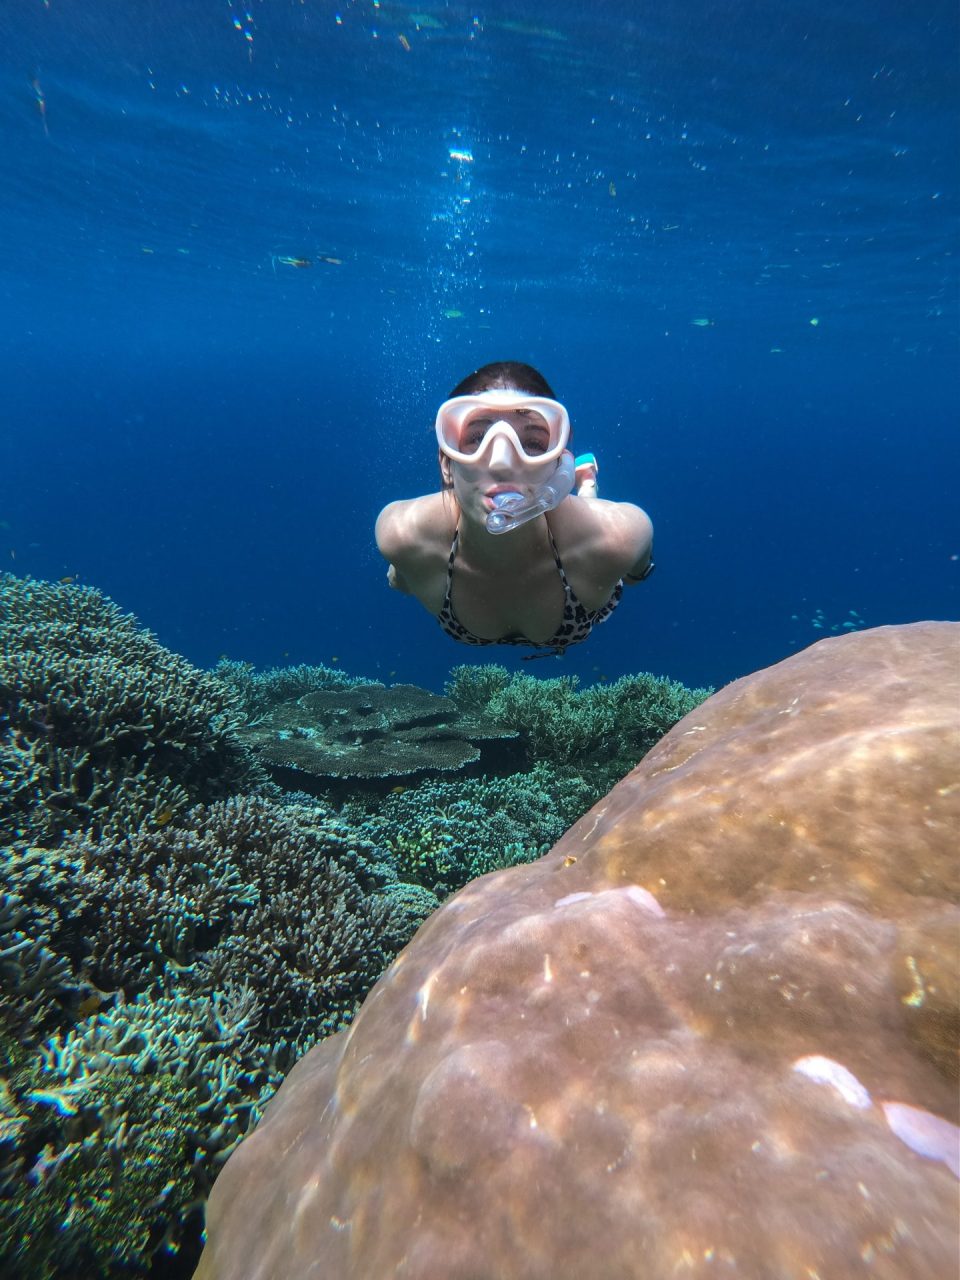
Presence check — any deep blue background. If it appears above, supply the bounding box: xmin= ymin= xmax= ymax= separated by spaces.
xmin=1 ymin=0 xmax=956 ymax=691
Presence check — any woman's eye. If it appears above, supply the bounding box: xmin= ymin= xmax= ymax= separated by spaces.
xmin=520 ymin=429 xmax=549 ymax=453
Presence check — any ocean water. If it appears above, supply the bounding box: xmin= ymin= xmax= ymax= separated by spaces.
xmin=1 ymin=0 xmax=956 ymax=692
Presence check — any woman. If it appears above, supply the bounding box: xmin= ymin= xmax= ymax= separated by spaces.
xmin=375 ymin=361 xmax=654 ymax=657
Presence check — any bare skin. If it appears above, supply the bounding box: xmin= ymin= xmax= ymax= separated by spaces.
xmin=376 ymin=442 xmax=653 ymax=645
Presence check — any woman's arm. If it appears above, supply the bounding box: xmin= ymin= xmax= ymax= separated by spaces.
xmin=376 ymin=494 xmax=450 ymax=597
xmin=617 ymin=504 xmax=654 ymax=585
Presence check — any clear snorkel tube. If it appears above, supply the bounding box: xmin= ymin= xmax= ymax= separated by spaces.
xmin=485 ymin=451 xmax=576 ymax=535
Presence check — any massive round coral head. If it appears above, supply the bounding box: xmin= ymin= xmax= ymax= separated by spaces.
xmin=196 ymin=623 xmax=960 ymax=1280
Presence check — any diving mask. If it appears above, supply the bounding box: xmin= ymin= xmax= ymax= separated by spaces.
xmin=435 ymin=391 xmax=571 ymax=466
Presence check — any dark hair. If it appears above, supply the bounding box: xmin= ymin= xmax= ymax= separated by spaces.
xmin=448 ymin=360 xmax=557 ymax=399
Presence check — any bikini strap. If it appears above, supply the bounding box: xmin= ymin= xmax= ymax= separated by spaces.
xmin=443 ymin=527 xmax=460 ymax=605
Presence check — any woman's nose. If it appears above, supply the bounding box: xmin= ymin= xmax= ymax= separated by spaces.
xmin=487 ymin=433 xmax=522 ymax=471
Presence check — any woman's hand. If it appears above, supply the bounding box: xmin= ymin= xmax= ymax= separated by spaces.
xmin=575 ymin=452 xmax=599 ymax=501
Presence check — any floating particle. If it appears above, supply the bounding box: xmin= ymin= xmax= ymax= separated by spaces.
xmin=448 ymin=148 xmax=473 ymax=163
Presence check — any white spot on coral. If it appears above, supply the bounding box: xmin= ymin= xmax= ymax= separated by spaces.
xmin=792 ymin=1055 xmax=872 ymax=1109
xmin=543 ymin=954 xmax=553 ymax=983
xmin=417 ymin=973 xmax=437 ymax=1022
xmin=554 ymin=891 xmax=593 ymax=908
xmin=882 ymin=1102 xmax=960 ymax=1177
xmin=624 ymin=884 xmax=665 ymax=917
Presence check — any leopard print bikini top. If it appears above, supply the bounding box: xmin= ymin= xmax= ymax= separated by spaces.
xmin=436 ymin=525 xmax=624 ymax=656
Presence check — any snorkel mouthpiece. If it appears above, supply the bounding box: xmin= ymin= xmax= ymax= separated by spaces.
xmin=485 ymin=452 xmax=576 ymax=535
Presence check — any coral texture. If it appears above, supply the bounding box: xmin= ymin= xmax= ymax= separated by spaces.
xmin=240 ymin=683 xmax=519 ymax=787
xmin=1 ymin=792 xmax=434 ymax=1275
xmin=0 ymin=573 xmax=265 ymax=846
xmin=196 ymin=624 xmax=960 ymax=1280
xmin=346 ymin=763 xmax=570 ymax=899
xmin=446 ymin=663 xmax=711 ymax=791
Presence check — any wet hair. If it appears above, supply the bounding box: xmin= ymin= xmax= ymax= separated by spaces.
xmin=439 ymin=361 xmax=561 ymax=492
xmin=448 ymin=360 xmax=557 ymax=400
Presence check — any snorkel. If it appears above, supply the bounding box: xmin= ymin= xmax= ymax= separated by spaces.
xmin=485 ymin=452 xmax=576 ymax=534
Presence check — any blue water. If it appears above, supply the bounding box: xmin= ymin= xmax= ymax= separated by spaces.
xmin=1 ymin=0 xmax=956 ymax=692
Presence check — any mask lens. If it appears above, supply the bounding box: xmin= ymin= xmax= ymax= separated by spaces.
xmin=458 ymin=414 xmax=495 ymax=455
xmin=514 ymin=411 xmax=552 ymax=455
xmin=455 ymin=409 xmax=556 ymax=457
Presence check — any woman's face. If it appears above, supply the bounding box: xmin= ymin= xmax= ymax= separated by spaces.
xmin=442 ymin=414 xmax=557 ymax=525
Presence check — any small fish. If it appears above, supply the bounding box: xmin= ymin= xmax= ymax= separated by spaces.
xmin=444 ymin=308 xmax=464 ymax=319
xmin=77 ymin=993 xmax=103 ymax=1018
xmin=398 ymin=34 xmax=411 ymax=52
xmin=562 ymin=855 xmax=577 ymax=867
xmin=690 ymin=317 xmax=714 ymax=327
xmin=154 ymin=807 xmax=175 ymax=827
xmin=330 ymin=656 xmax=339 ymax=664
xmin=31 ymin=75 xmax=49 ymax=138
xmin=318 ymin=255 xmax=342 ymax=265
xmin=59 ymin=575 xmax=76 ymax=585
xmin=390 ymin=785 xmax=407 ymax=795
xmin=608 ymin=181 xmax=616 ymax=197
xmin=448 ymin=148 xmax=474 ymax=164
xmin=276 ymin=255 xmax=312 ymax=269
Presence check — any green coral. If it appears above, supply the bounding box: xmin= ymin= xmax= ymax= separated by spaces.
xmin=347 ymin=764 xmax=571 ymax=898
xmin=446 ymin=664 xmax=711 ymax=788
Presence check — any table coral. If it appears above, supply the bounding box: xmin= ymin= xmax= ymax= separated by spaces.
xmin=196 ymin=623 xmax=960 ymax=1280
xmin=240 ymin=682 xmax=519 ymax=789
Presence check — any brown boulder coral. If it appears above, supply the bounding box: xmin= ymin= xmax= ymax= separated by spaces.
xmin=196 ymin=623 xmax=960 ymax=1280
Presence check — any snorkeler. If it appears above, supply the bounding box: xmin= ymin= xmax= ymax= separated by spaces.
xmin=375 ymin=361 xmax=654 ymax=656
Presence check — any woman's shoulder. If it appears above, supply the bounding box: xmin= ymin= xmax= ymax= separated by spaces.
xmin=375 ymin=492 xmax=456 ymax=564
xmin=552 ymin=496 xmax=653 ymax=578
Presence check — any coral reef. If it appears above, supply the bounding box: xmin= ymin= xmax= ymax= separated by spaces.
xmin=0 ymin=574 xmax=266 ymax=846
xmin=211 ymin=658 xmax=379 ymax=723
xmin=196 ymin=624 xmax=960 ymax=1280
xmin=0 ymin=573 xmax=723 ymax=1279
xmin=0 ymin=986 xmax=279 ymax=1278
xmin=345 ymin=763 xmax=571 ymax=899
xmin=239 ymin=683 xmax=520 ymax=789
xmin=1 ymin=794 xmax=436 ymax=1278
xmin=445 ymin=663 xmax=711 ymax=790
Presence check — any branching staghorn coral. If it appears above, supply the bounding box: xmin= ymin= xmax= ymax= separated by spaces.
xmin=0 ymin=573 xmax=269 ymax=847
xmin=345 ymin=764 xmax=572 ymax=899
xmin=67 ymin=793 xmax=425 ymax=1056
xmin=2 ymin=787 xmax=436 ymax=1277
xmin=0 ymin=985 xmax=280 ymax=1279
